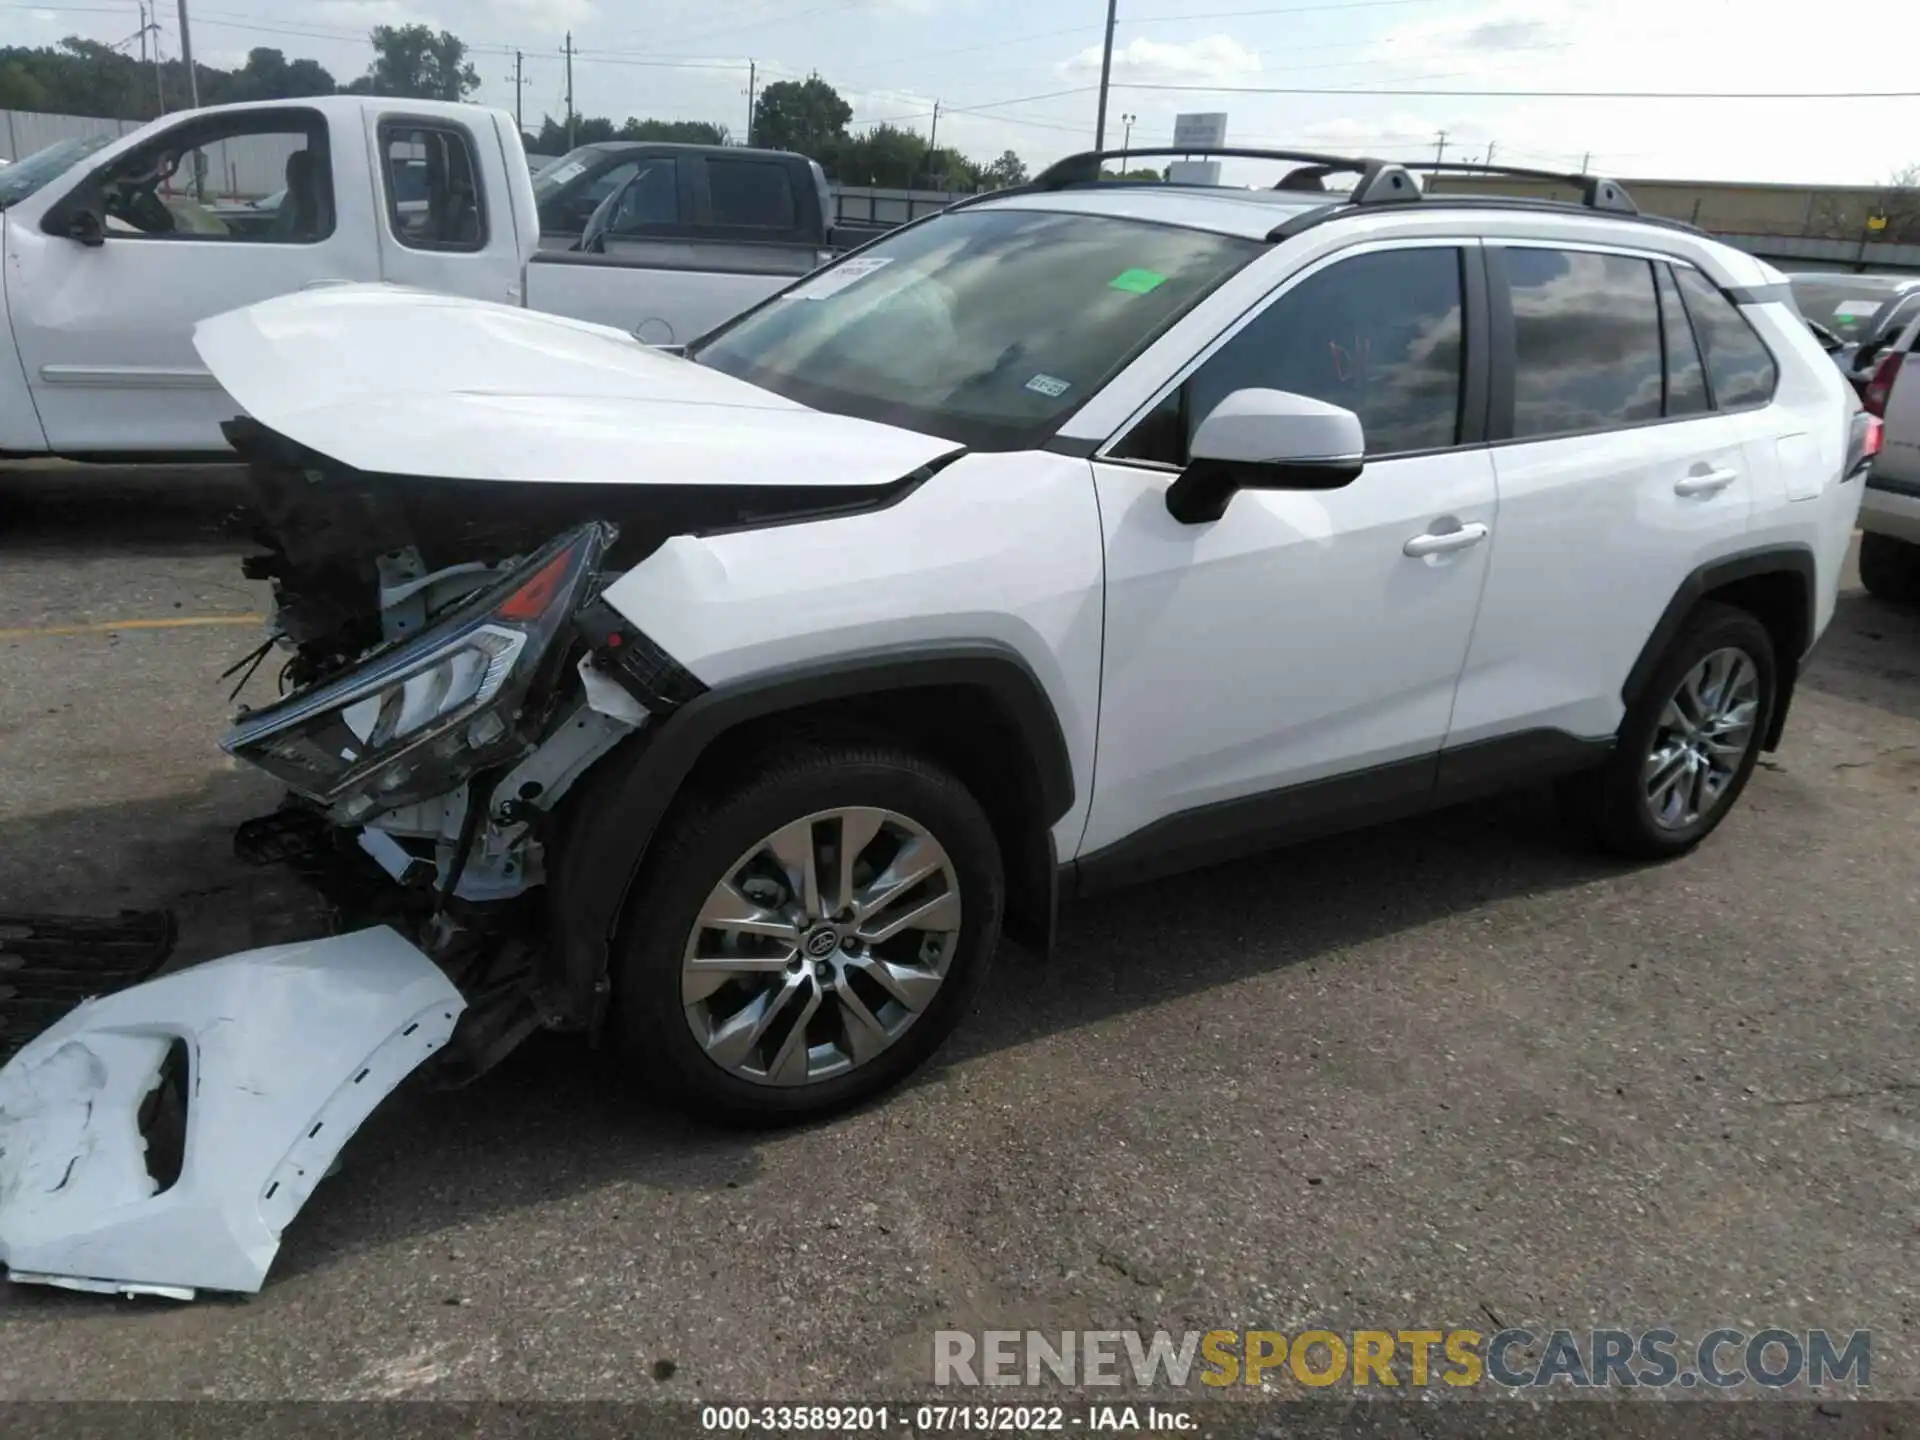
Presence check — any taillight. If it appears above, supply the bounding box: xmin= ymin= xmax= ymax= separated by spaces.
xmin=1864 ymin=351 xmax=1904 ymax=416
xmin=1864 ymin=414 xmax=1884 ymax=459
xmin=1846 ymin=410 xmax=1884 ymax=480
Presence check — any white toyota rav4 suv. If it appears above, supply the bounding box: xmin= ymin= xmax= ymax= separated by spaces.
xmin=0 ymin=149 xmax=1874 ymax=1300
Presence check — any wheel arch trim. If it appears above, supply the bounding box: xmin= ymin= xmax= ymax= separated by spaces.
xmin=547 ymin=640 xmax=1076 ymax=1029
xmin=1622 ymin=543 xmax=1816 ymax=752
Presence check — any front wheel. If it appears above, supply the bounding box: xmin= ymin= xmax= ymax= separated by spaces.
xmin=610 ymin=742 xmax=1004 ymax=1125
xmin=1564 ymin=601 xmax=1776 ymax=860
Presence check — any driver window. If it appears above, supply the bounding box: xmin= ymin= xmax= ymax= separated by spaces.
xmin=97 ymin=113 xmax=332 ymax=244
xmin=1113 ymin=246 xmax=1466 ymax=465
xmin=608 ymin=159 xmax=680 ymax=234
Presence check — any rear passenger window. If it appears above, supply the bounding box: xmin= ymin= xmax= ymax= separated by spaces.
xmin=1655 ymin=263 xmax=1709 ymax=417
xmin=1507 ymin=249 xmax=1663 ymax=439
xmin=708 ymin=159 xmax=797 ymax=230
xmin=1674 ymin=267 xmax=1777 ymax=409
xmin=1114 ymin=246 xmax=1465 ymax=463
xmin=379 ymin=121 xmax=485 ymax=252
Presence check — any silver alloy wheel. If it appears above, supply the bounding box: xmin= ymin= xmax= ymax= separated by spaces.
xmin=1643 ymin=646 xmax=1762 ymax=831
xmin=680 ymin=806 xmax=963 ymax=1087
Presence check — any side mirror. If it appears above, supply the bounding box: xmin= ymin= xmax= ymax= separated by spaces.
xmin=575 ymin=182 xmax=629 ymax=254
xmin=66 ymin=209 xmax=106 ymax=247
xmin=1164 ymin=388 xmax=1365 ymax=524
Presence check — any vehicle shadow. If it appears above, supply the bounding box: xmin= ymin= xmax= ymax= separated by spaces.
xmin=1801 ymin=587 xmax=1920 ymax=725
xmin=0 ymin=768 xmax=1627 ymax=1315
xmin=0 ymin=462 xmax=254 ymax=560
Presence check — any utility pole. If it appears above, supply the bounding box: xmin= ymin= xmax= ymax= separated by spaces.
xmin=138 ymin=1 xmax=164 ymax=113
xmin=175 ymin=0 xmax=198 ymax=107
xmin=745 ymin=60 xmax=757 ymax=146
xmin=511 ymin=49 xmax=526 ymax=137
xmin=1580 ymin=151 xmax=1591 ymax=173
xmin=1121 ymin=112 xmax=1135 ymax=164
xmin=1484 ymin=139 xmax=1495 ymax=166
xmin=1093 ymin=0 xmax=1118 ymax=150
xmin=563 ymin=31 xmax=575 ymax=149
xmin=921 ymin=99 xmax=941 ymax=189
xmin=1430 ymin=129 xmax=1447 ymax=183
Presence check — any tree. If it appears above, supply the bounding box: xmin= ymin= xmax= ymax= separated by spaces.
xmin=982 ymin=150 xmax=1028 ymax=189
xmin=0 ymin=37 xmax=340 ymax=122
xmin=752 ymin=75 xmax=850 ymax=157
xmin=617 ymin=117 xmax=730 ymax=145
xmin=359 ymin=25 xmax=479 ymax=102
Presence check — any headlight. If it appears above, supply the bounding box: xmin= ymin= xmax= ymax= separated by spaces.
xmin=223 ymin=522 xmax=616 ymax=822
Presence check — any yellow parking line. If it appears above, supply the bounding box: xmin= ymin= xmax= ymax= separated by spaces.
xmin=0 ymin=614 xmax=266 ymax=640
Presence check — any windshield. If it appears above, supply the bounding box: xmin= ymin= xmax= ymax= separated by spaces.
xmin=691 ymin=207 xmax=1263 ymax=450
xmin=0 ymin=134 xmax=114 ymax=209
xmin=1787 ymin=274 xmax=1910 ymax=341
xmin=532 ymin=146 xmax=605 ymax=203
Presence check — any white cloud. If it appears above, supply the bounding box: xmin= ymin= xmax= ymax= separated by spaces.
xmin=1060 ymin=34 xmax=1261 ymax=86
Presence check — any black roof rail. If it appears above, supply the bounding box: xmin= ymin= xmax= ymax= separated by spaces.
xmin=1029 ymin=145 xmax=1638 ymax=216
xmin=1030 ymin=146 xmax=1421 ymax=206
xmin=1416 ymin=159 xmax=1638 ymax=214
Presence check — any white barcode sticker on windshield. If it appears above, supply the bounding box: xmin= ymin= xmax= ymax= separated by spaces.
xmin=544 ymin=160 xmax=588 ymax=186
xmin=1025 ymin=373 xmax=1072 ymax=398
xmin=788 ymin=256 xmax=895 ymax=300
xmin=1833 ymin=300 xmax=1882 ymax=318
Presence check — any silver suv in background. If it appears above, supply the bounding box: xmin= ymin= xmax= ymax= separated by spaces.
xmin=1860 ymin=306 xmax=1920 ymax=601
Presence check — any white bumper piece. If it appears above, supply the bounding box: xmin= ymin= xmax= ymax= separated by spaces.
xmin=0 ymin=927 xmax=464 ymax=1299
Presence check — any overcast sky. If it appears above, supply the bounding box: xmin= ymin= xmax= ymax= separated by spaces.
xmin=7 ymin=0 xmax=1918 ymax=184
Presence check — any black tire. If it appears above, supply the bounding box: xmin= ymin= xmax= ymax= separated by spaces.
xmin=1859 ymin=531 xmax=1920 ymax=605
xmin=1563 ymin=601 xmax=1777 ymax=861
xmin=609 ymin=741 xmax=1004 ymax=1126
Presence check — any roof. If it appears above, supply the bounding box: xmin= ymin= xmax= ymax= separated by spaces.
xmin=576 ymin=140 xmax=807 ymax=164
xmin=968 ymin=184 xmax=1334 ymax=240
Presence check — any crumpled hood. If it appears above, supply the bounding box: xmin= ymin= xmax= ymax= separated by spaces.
xmin=192 ymin=283 xmax=963 ymax=486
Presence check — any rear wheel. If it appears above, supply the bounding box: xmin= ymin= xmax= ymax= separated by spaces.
xmin=1859 ymin=531 xmax=1920 ymax=604
xmin=1563 ymin=602 xmax=1776 ymax=860
xmin=610 ymin=742 xmax=1004 ymax=1125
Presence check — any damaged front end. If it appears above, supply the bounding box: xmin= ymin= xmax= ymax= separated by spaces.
xmin=0 ymin=285 xmax=963 ymax=1300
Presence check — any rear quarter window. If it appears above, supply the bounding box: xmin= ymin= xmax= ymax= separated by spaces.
xmin=1674 ymin=267 xmax=1778 ymax=409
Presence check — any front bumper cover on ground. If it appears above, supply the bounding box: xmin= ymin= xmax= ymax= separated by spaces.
xmin=0 ymin=927 xmax=463 ymax=1299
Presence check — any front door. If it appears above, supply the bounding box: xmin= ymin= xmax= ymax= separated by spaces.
xmin=8 ymin=106 xmax=375 ymax=453
xmin=1080 ymin=243 xmax=1499 ymax=874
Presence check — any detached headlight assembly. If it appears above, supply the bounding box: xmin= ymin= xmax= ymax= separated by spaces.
xmin=223 ymin=522 xmax=617 ymax=822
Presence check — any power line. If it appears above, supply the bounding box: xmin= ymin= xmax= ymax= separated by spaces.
xmin=1112 ymin=82 xmax=1920 ymax=98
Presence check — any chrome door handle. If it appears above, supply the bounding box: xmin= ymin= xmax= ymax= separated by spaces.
xmin=1675 ymin=467 xmax=1738 ymax=497
xmin=1403 ymin=522 xmax=1489 ymax=558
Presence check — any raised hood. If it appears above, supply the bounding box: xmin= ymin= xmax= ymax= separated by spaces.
xmin=192 ymin=284 xmax=964 ymax=486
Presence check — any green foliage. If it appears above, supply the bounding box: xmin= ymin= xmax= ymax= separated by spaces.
xmin=982 ymin=150 xmax=1028 ymax=189
xmin=0 ymin=37 xmax=341 ymax=121
xmin=752 ymin=75 xmax=853 ymax=155
xmin=361 ymin=25 xmax=479 ymax=101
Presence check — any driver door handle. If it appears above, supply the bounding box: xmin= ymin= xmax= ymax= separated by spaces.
xmin=1403 ymin=522 xmax=1489 ymax=558
xmin=1675 ymin=466 xmax=1739 ymax=497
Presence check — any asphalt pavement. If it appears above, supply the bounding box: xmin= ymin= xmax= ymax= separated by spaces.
xmin=1 ymin=463 xmax=1916 ymax=1405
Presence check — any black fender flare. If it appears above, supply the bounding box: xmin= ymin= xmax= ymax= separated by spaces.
xmin=1621 ymin=544 xmax=1816 ymax=752
xmin=547 ymin=640 xmax=1077 ymax=1028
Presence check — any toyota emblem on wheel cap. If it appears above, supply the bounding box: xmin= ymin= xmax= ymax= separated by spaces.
xmin=804 ymin=926 xmax=840 ymax=959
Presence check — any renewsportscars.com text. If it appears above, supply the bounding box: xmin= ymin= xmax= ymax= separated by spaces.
xmin=932 ymin=1328 xmax=1872 ymax=1391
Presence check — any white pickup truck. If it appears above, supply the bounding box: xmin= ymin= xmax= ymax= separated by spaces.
xmin=0 ymin=96 xmax=837 ymax=459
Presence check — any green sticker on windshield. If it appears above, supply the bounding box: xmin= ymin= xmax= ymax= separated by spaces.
xmin=1109 ymin=268 xmax=1168 ymax=295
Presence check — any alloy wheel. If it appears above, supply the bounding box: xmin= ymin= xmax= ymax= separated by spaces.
xmin=680 ymin=806 xmax=963 ymax=1087
xmin=1643 ymin=646 xmax=1762 ymax=831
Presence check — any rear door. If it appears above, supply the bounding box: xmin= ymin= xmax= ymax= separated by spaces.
xmin=366 ymin=112 xmax=524 ymax=306
xmin=7 ymin=105 xmax=377 ymax=453
xmin=1447 ymin=244 xmax=1762 ymax=748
